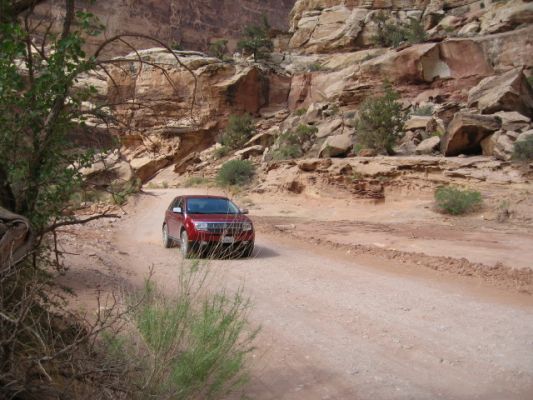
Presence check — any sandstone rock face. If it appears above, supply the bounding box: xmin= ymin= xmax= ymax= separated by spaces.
xmin=480 ymin=0 xmax=533 ymax=34
xmin=106 ymin=49 xmax=289 ymax=173
xmin=362 ymin=40 xmax=493 ymax=84
xmin=467 ymin=69 xmax=533 ymax=117
xmin=34 ymin=0 xmax=296 ymax=54
xmin=441 ymin=112 xmax=501 ymax=156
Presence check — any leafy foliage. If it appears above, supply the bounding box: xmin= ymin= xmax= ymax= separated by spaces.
xmin=124 ymin=274 xmax=258 ymax=399
xmin=217 ymin=160 xmax=255 ymax=186
xmin=434 ymin=186 xmax=482 ymax=215
xmin=237 ymin=16 xmax=273 ymax=62
xmin=271 ymin=124 xmax=318 ymax=160
xmin=355 ymin=84 xmax=406 ymax=155
xmin=214 ymin=145 xmax=230 ymax=159
xmin=371 ymin=12 xmax=427 ymax=48
xmin=209 ymin=39 xmax=229 ymax=59
xmin=220 ymin=114 xmax=256 ymax=150
xmin=411 ymin=105 xmax=434 ymax=116
xmin=0 ymin=8 xmax=105 ymax=230
xmin=512 ymin=135 xmax=533 ymax=162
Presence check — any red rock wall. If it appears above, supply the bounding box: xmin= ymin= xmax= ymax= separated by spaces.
xmin=33 ymin=0 xmax=296 ymax=56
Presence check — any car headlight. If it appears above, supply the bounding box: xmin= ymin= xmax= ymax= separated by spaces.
xmin=242 ymin=222 xmax=253 ymax=231
xmin=194 ymin=222 xmax=208 ymax=231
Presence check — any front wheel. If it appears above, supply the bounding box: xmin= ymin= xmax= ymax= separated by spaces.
xmin=162 ymin=224 xmax=173 ymax=248
xmin=241 ymin=242 xmax=254 ymax=258
xmin=180 ymin=230 xmax=194 ymax=259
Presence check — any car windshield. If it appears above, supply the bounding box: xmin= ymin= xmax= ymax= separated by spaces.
xmin=186 ymin=197 xmax=240 ymax=214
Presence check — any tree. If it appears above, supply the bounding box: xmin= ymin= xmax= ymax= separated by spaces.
xmin=237 ymin=16 xmax=273 ymax=62
xmin=355 ymin=83 xmax=407 ymax=155
xmin=209 ymin=38 xmax=229 ymax=59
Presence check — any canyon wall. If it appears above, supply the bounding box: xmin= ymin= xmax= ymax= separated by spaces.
xmin=33 ymin=0 xmax=296 ymax=55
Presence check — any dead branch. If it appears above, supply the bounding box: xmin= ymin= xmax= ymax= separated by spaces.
xmin=93 ymin=33 xmax=198 ymax=118
xmin=43 ymin=213 xmax=120 ymax=234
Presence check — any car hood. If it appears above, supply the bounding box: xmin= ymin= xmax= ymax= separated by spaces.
xmin=187 ymin=214 xmax=251 ymax=223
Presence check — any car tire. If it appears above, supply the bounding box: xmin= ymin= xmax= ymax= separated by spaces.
xmin=162 ymin=224 xmax=173 ymax=248
xmin=180 ymin=230 xmax=194 ymax=259
xmin=241 ymin=242 xmax=254 ymax=258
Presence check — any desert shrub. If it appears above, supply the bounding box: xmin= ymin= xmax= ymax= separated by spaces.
xmin=237 ymin=16 xmax=273 ymax=62
xmin=512 ymin=136 xmax=533 ymax=161
xmin=132 ymin=279 xmax=256 ymax=399
xmin=355 ymin=83 xmax=406 ymax=154
xmin=184 ymin=176 xmax=210 ymax=187
xmin=217 ymin=160 xmax=255 ymax=186
xmin=434 ymin=186 xmax=482 ymax=215
xmin=527 ymin=75 xmax=533 ymax=88
xmin=404 ymin=17 xmax=427 ymax=44
xmin=271 ymin=144 xmax=302 ymax=160
xmin=294 ymin=108 xmax=307 ymax=116
xmin=308 ymin=62 xmax=323 ymax=72
xmin=372 ymin=12 xmax=426 ymax=48
xmin=271 ymin=124 xmax=318 ymax=160
xmin=214 ymin=145 xmax=230 ymax=159
xmin=220 ymin=114 xmax=256 ymax=150
xmin=208 ymin=39 xmax=229 ymax=59
xmin=411 ymin=104 xmax=434 ymax=116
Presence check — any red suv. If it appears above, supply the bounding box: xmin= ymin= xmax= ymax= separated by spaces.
xmin=162 ymin=195 xmax=255 ymax=258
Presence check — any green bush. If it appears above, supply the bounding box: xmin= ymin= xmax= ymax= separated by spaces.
xmin=271 ymin=124 xmax=318 ymax=160
xmin=371 ymin=12 xmax=426 ymax=48
xmin=217 ymin=160 xmax=255 ymax=186
xmin=512 ymin=135 xmax=533 ymax=162
xmin=411 ymin=104 xmax=434 ymax=116
xmin=434 ymin=186 xmax=482 ymax=215
xmin=214 ymin=145 xmax=229 ymax=159
xmin=109 ymin=267 xmax=258 ymax=400
xmin=308 ymin=63 xmax=323 ymax=72
xmin=184 ymin=176 xmax=210 ymax=187
xmin=355 ymin=83 xmax=406 ymax=155
xmin=237 ymin=16 xmax=273 ymax=62
xmin=220 ymin=114 xmax=256 ymax=150
xmin=294 ymin=108 xmax=307 ymax=116
xmin=208 ymin=39 xmax=228 ymax=59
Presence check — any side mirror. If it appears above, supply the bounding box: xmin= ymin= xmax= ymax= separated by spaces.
xmin=172 ymin=207 xmax=182 ymax=214
xmin=240 ymin=208 xmax=249 ymax=214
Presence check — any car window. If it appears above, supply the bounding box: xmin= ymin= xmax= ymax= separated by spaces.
xmin=186 ymin=198 xmax=240 ymax=214
xmin=169 ymin=197 xmax=181 ymax=210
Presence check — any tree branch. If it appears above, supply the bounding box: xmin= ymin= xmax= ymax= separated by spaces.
xmin=43 ymin=214 xmax=120 ymax=234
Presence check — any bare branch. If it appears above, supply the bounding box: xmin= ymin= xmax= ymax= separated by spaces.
xmin=93 ymin=33 xmax=198 ymax=117
xmin=43 ymin=214 xmax=120 ymax=234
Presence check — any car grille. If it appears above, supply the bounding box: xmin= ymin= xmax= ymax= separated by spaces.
xmin=205 ymin=222 xmax=243 ymax=234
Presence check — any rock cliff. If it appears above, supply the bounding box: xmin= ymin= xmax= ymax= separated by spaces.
xmin=33 ymin=0 xmax=296 ymax=55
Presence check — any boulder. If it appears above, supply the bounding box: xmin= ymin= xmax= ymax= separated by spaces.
xmin=131 ymin=155 xmax=171 ymax=182
xmin=457 ymin=21 xmax=480 ymax=36
xmin=244 ymin=130 xmax=277 ymax=147
xmin=289 ymin=6 xmax=368 ymax=54
xmin=467 ymin=69 xmax=533 ymax=117
xmin=316 ymin=118 xmax=343 ymax=138
xmin=404 ymin=116 xmax=435 ymax=131
xmin=481 ymin=130 xmax=519 ymax=160
xmin=361 ymin=40 xmax=492 ymax=84
xmin=319 ymin=133 xmax=353 ymax=157
xmin=416 ymin=136 xmax=442 ymax=155
xmin=234 ymin=145 xmax=265 ymax=159
xmin=298 ymin=158 xmax=332 ymax=172
xmin=441 ymin=112 xmax=501 ymax=156
xmin=494 ymin=111 xmax=531 ymax=132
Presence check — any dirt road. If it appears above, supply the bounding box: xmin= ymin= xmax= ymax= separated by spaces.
xmin=65 ymin=189 xmax=533 ymax=399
